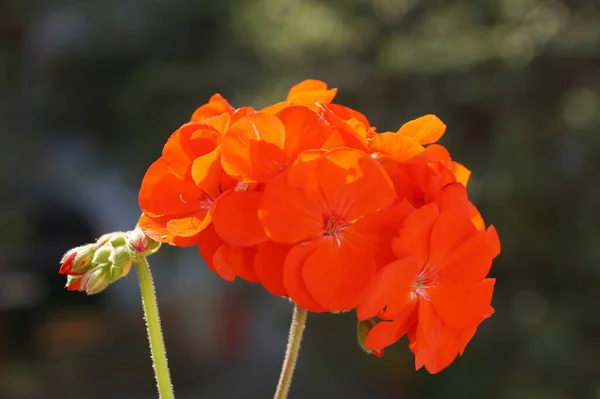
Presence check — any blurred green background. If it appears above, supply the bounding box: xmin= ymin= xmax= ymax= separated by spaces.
xmin=1 ymin=0 xmax=599 ymax=398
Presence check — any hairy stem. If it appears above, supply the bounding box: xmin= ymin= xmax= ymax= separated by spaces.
xmin=274 ymin=304 xmax=308 ymax=399
xmin=136 ymin=258 xmax=174 ymax=399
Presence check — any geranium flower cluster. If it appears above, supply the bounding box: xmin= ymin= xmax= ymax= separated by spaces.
xmin=138 ymin=80 xmax=500 ymax=374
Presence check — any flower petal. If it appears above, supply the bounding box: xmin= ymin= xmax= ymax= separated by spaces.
xmin=283 ymin=241 xmax=329 ymax=312
xmin=364 ymin=300 xmax=418 ymax=351
xmin=369 ymin=133 xmax=426 ymax=162
xmin=316 ymin=148 xmax=396 ymax=223
xmin=450 ymin=161 xmax=471 ymax=186
xmin=197 ymin=225 xmax=232 ymax=281
xmin=327 ymin=104 xmax=371 ymax=131
xmin=409 ymin=143 xmax=451 ymax=163
xmin=413 ymin=324 xmax=462 ymax=374
xmin=139 ymin=158 xmax=204 ymax=217
xmin=261 ymin=101 xmax=288 ymax=114
xmin=190 ymin=147 xmax=223 ymax=199
xmin=414 ymin=298 xmax=444 ymax=358
xmin=384 ymin=162 xmax=428 ymax=208
xmin=302 ymin=236 xmax=377 ymax=311
xmin=397 ymin=114 xmax=446 ymax=145
xmin=214 ymin=244 xmax=258 ymax=282
xmin=346 ymin=206 xmax=414 ymax=270
xmin=166 ymin=211 xmax=213 ymax=237
xmin=437 ymin=229 xmax=499 ymax=282
xmin=321 ymin=108 xmax=369 ymax=152
xmin=427 ymin=211 xmax=478 ymax=270
xmin=486 ymin=225 xmax=501 ymax=257
xmin=392 ymin=203 xmax=439 ymax=265
xmin=259 ymin=171 xmax=325 ymax=243
xmin=213 ymin=190 xmax=269 ymax=246
xmin=357 ymin=257 xmax=421 ymax=320
xmin=231 ymin=106 xmax=256 ymax=124
xmin=138 ymin=214 xmax=200 ymax=247
xmin=254 ymin=241 xmax=293 ymax=296
xmin=433 ymin=182 xmax=471 ymax=218
xmin=469 ymin=202 xmax=486 ymax=231
xmin=212 ymin=244 xmax=238 ymax=282
xmin=276 ymin=105 xmax=331 ymax=163
xmin=221 ymin=113 xmax=286 ymax=182
xmin=201 ymin=113 xmax=230 ymax=135
xmin=287 ymin=79 xmax=337 ymax=105
xmin=190 ymin=93 xmax=234 ymax=122
xmin=428 ymin=278 xmax=495 ymax=328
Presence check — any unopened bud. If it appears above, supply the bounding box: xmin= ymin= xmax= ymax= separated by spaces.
xmin=92 ymin=244 xmax=112 ymax=264
xmin=109 ymin=234 xmax=128 ymax=248
xmin=81 ymin=266 xmax=111 ymax=295
xmin=59 ymin=252 xmax=77 ymax=275
xmin=127 ymin=227 xmax=161 ymax=258
xmin=109 ymin=246 xmax=133 ymax=274
xmin=109 ymin=264 xmax=124 ymax=282
xmin=357 ymin=319 xmax=383 ymax=357
xmin=59 ymin=245 xmax=95 ymax=275
xmin=65 ymin=274 xmax=84 ymax=291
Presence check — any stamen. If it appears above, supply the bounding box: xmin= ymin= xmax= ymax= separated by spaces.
xmin=323 ymin=214 xmax=345 ymax=237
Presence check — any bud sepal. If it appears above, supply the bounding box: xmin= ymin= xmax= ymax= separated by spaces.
xmin=357 ymin=319 xmax=384 ymax=357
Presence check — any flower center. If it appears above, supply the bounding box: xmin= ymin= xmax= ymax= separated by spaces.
xmin=412 ymin=268 xmax=435 ymax=298
xmin=323 ymin=215 xmax=344 ymax=237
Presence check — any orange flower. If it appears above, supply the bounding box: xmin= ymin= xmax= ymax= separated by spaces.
xmin=138 ymin=122 xmax=222 ymax=246
xmin=357 ymin=204 xmax=500 ymax=373
xmin=258 ymin=148 xmax=403 ymax=312
xmin=206 ymin=104 xmax=394 ymax=297
xmin=370 ymin=118 xmax=483 ymax=230
xmin=198 ymin=106 xmax=332 ymax=294
xmin=138 ymin=94 xmax=256 ymax=247
xmin=212 ymin=106 xmax=332 ymax=246
xmin=133 ymin=79 xmax=501 ymax=373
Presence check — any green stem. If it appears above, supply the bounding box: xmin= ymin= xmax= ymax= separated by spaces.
xmin=135 ymin=258 xmax=175 ymax=399
xmin=274 ymin=304 xmax=308 ymax=399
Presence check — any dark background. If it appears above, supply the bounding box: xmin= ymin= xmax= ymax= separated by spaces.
xmin=1 ymin=0 xmax=599 ymax=398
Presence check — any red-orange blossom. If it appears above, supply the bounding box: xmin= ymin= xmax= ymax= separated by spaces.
xmin=137 ymin=79 xmax=500 ymax=373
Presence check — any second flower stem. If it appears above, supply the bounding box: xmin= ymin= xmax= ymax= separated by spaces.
xmin=274 ymin=304 xmax=308 ymax=399
xmin=136 ymin=258 xmax=174 ymax=399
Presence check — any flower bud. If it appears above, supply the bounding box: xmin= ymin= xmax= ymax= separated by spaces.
xmin=59 ymin=252 xmax=77 ymax=275
xmin=81 ymin=265 xmax=111 ymax=295
xmin=92 ymin=244 xmax=112 ymax=264
xmin=59 ymin=245 xmax=95 ymax=275
xmin=109 ymin=246 xmax=134 ymax=275
xmin=127 ymin=227 xmax=161 ymax=258
xmin=109 ymin=234 xmax=128 ymax=248
xmin=109 ymin=264 xmax=124 ymax=282
xmin=357 ymin=319 xmax=383 ymax=357
xmin=65 ymin=274 xmax=84 ymax=291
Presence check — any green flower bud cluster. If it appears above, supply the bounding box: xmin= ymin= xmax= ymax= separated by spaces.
xmin=59 ymin=228 xmax=161 ymax=295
